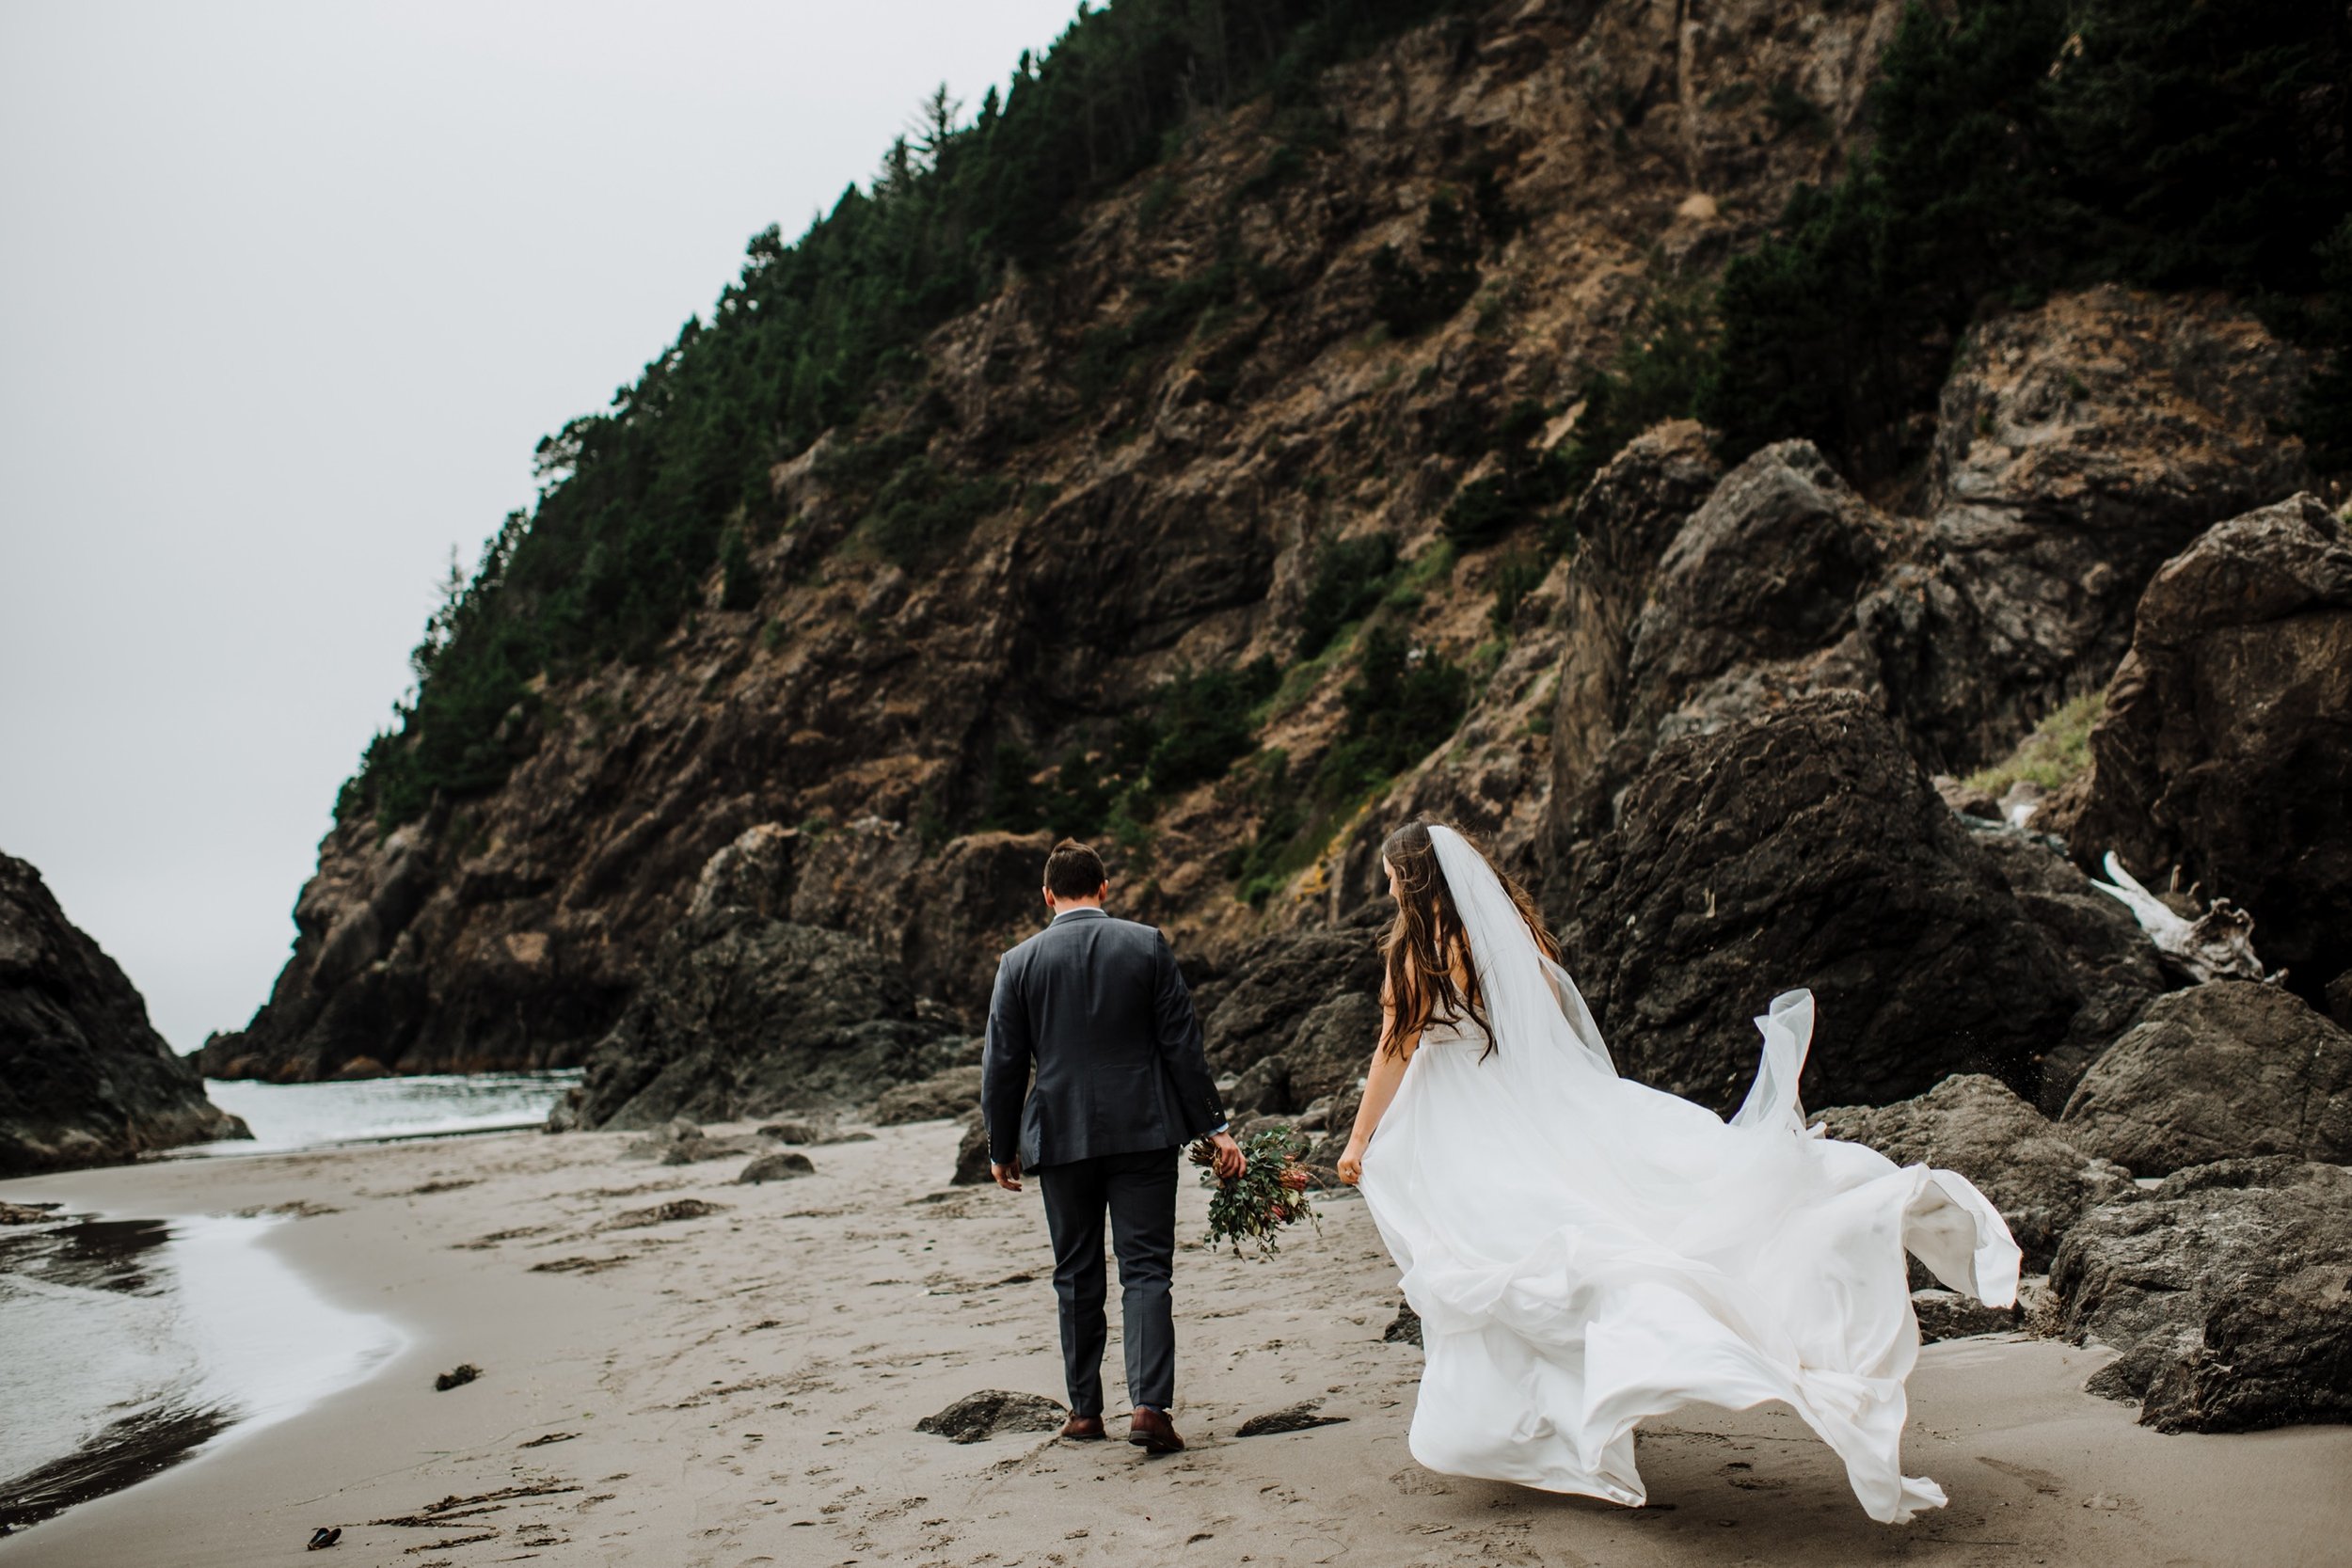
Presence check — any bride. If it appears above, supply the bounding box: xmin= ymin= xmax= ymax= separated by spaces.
xmin=1333 ymin=820 xmax=2019 ymax=1524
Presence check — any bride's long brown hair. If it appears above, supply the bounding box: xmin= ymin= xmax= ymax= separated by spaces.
xmin=1377 ymin=820 xmax=1558 ymax=1061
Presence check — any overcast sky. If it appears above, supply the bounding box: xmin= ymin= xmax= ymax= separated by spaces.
xmin=0 ymin=0 xmax=1079 ymax=1053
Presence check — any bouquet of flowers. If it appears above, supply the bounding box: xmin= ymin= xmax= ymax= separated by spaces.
xmin=1189 ymin=1127 xmax=1319 ymax=1258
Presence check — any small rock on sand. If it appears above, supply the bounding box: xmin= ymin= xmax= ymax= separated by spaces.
xmin=1237 ymin=1401 xmax=1349 ymax=1437
xmin=620 ymin=1117 xmax=774 ymax=1165
xmin=1912 ymin=1288 xmax=2019 ymax=1342
xmin=604 ymin=1198 xmax=730 ymax=1227
xmin=915 ymin=1389 xmax=1067 ymax=1444
xmin=434 ymin=1363 xmax=481 ymax=1392
xmin=1383 ymin=1303 xmax=1423 ymax=1347
xmin=757 ymin=1120 xmax=874 ymax=1145
xmin=739 ymin=1151 xmax=817 ymax=1184
xmin=950 ymin=1117 xmax=992 ymax=1186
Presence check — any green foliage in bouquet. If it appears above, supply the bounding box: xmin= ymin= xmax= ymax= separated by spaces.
xmin=1191 ymin=1127 xmax=1320 ymax=1259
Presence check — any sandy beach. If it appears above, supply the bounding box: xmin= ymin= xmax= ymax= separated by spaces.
xmin=3 ymin=1120 xmax=2347 ymax=1568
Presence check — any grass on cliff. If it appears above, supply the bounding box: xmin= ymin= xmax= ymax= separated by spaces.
xmin=1964 ymin=689 xmax=2105 ymax=798
xmin=1225 ymin=625 xmax=1471 ymax=908
xmin=978 ymin=658 xmax=1282 ymax=839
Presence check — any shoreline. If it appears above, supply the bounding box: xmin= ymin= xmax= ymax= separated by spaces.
xmin=1 ymin=1123 xmax=2347 ymax=1567
xmin=0 ymin=1205 xmax=401 ymax=1531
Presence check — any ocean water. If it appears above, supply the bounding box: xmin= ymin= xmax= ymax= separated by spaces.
xmin=0 ymin=1209 xmax=401 ymax=1530
xmin=0 ymin=1071 xmax=576 ymax=1532
xmin=191 ymin=1069 xmax=581 ymax=1154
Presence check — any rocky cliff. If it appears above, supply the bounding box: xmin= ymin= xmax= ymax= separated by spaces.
xmin=207 ymin=0 xmax=2342 ymax=1119
xmin=204 ymin=0 xmax=1919 ymax=1082
xmin=1 ymin=852 xmax=248 ymax=1173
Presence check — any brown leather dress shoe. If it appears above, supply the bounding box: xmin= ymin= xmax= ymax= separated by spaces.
xmin=1060 ymin=1414 xmax=1106 ymax=1441
xmin=1127 ymin=1406 xmax=1184 ymax=1454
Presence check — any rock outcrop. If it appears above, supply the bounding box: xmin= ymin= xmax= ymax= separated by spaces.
xmin=2057 ymin=494 xmax=2352 ymax=1005
xmin=572 ymin=903 xmax=969 ymax=1130
xmin=1875 ymin=285 xmax=2313 ymax=770
xmin=1562 ymin=695 xmax=2089 ymax=1113
xmin=1 ymin=852 xmax=247 ymax=1173
xmin=1538 ymin=422 xmax=1730 ymax=843
xmin=2059 ymin=982 xmax=2352 ymax=1178
xmin=1534 ymin=290 xmax=2312 ymax=866
xmin=1814 ymin=1073 xmax=2131 ymax=1271
xmin=2051 ymin=1158 xmax=2352 ymax=1433
xmin=1199 ymin=920 xmax=1386 ymax=1116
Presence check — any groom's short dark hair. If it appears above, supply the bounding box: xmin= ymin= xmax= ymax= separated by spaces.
xmin=1044 ymin=839 xmax=1106 ymax=898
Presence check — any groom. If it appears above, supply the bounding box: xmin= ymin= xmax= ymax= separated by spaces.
xmin=981 ymin=838 xmax=1242 ymax=1453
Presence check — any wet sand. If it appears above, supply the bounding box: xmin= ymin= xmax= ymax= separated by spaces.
xmin=2 ymin=1120 xmax=2346 ymax=1567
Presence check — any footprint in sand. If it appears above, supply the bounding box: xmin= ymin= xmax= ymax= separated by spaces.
xmin=1389 ymin=1466 xmax=1454 ymax=1496
xmin=1978 ymin=1456 xmax=2066 ymax=1497
xmin=1720 ymin=1459 xmax=1786 ymax=1491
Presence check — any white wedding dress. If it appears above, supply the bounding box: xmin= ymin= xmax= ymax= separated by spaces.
xmin=1357 ymin=827 xmax=2020 ymax=1524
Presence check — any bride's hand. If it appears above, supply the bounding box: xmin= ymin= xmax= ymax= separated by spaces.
xmin=1336 ymin=1141 xmax=1365 ymax=1186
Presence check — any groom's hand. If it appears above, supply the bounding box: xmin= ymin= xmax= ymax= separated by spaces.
xmin=991 ymin=1159 xmax=1023 ymax=1193
xmin=1209 ymin=1132 xmax=1245 ymax=1180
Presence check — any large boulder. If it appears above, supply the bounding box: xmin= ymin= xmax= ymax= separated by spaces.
xmin=1814 ymin=1073 xmax=2131 ymax=1270
xmin=1619 ymin=440 xmax=1902 ymax=759
xmin=2058 ymin=494 xmax=2352 ymax=1006
xmin=571 ymin=904 xmax=967 ymax=1130
xmin=1 ymin=853 xmax=249 ymax=1172
xmin=1544 ymin=420 xmax=1732 ymax=842
xmin=1550 ymin=439 xmax=1903 ymax=845
xmin=1562 ymin=695 xmax=2085 ymax=1113
xmin=2059 ymin=982 xmax=2352 ymax=1177
xmin=1198 ymin=922 xmax=1385 ymax=1094
xmin=1571 ymin=690 xmax=2107 ymax=1109
xmin=1876 ymin=285 xmax=2313 ymax=771
xmin=2051 ymin=1158 xmax=2352 ymax=1433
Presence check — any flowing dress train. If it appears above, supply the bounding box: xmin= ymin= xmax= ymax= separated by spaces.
xmin=1356 ymin=831 xmax=2020 ymax=1524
